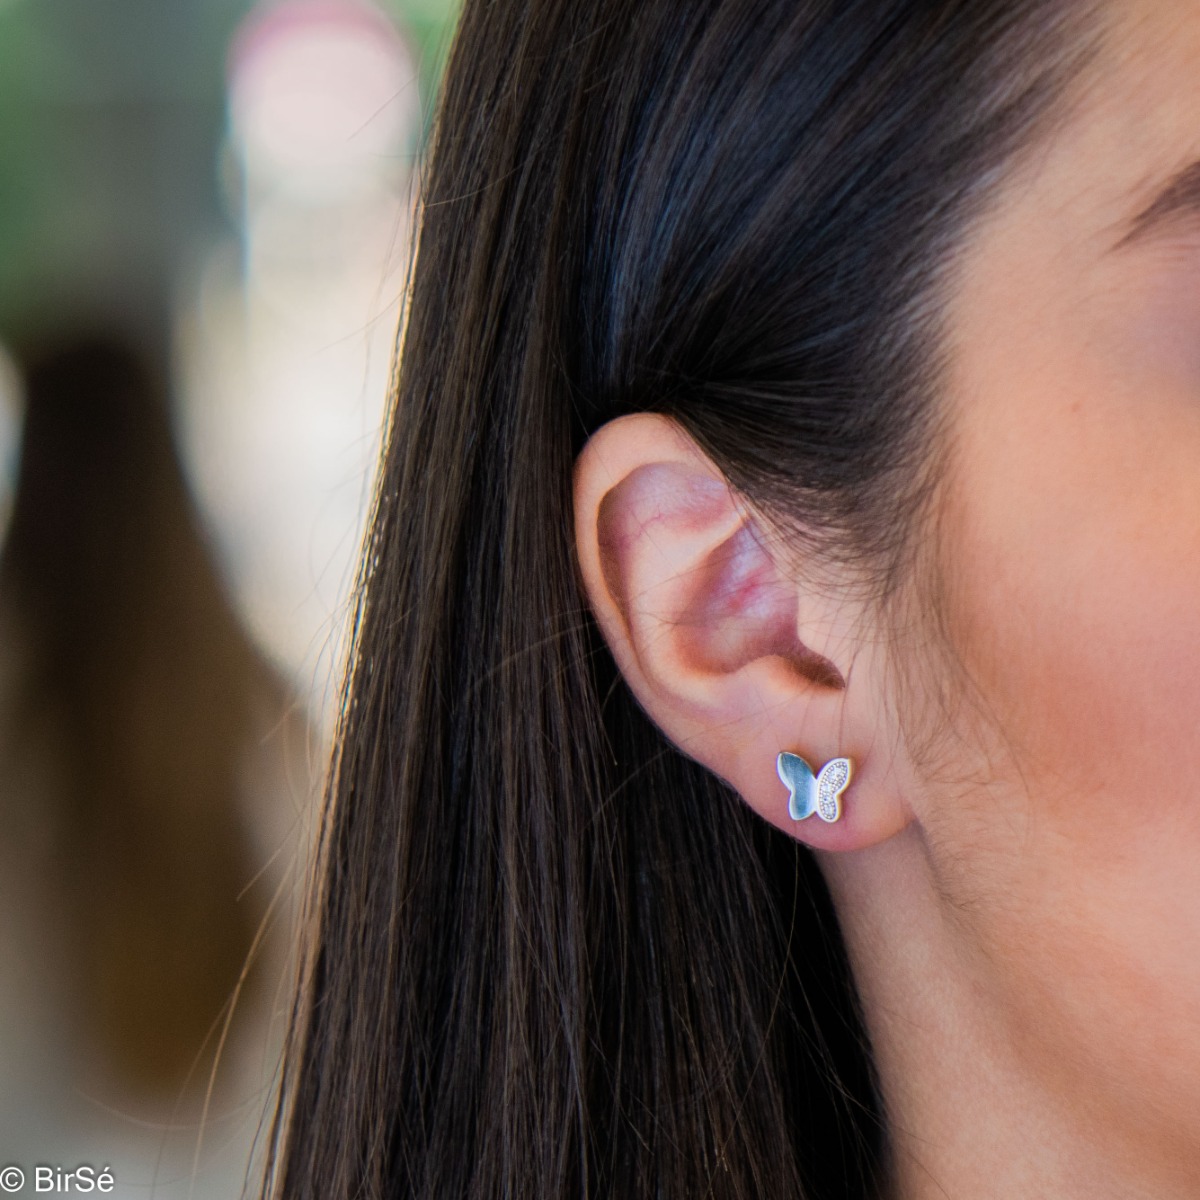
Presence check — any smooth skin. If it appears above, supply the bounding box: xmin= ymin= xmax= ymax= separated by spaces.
xmin=574 ymin=4 xmax=1200 ymax=1197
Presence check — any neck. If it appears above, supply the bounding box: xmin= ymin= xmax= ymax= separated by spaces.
xmin=819 ymin=824 xmax=1197 ymax=1200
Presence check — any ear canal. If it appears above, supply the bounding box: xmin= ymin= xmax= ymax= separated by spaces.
xmin=675 ymin=521 xmax=844 ymax=688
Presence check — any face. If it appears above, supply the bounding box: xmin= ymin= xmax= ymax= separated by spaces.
xmin=914 ymin=0 xmax=1200 ymax=1171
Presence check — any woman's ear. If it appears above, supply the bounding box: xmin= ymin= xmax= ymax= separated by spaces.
xmin=573 ymin=413 xmax=912 ymax=850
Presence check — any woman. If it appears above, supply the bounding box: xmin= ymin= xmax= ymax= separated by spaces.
xmin=260 ymin=1 xmax=1200 ymax=1196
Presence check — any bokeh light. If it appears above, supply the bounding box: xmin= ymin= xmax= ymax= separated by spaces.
xmin=178 ymin=0 xmax=421 ymax=730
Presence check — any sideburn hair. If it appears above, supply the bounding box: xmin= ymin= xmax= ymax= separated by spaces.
xmin=260 ymin=2 xmax=1102 ymax=1198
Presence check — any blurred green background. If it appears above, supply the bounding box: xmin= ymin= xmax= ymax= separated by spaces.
xmin=0 ymin=0 xmax=458 ymax=339
xmin=0 ymin=1 xmax=459 ymax=1196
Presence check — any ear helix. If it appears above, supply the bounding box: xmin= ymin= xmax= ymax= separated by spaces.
xmin=776 ymin=752 xmax=854 ymax=824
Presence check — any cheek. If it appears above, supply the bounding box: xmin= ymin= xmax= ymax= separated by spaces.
xmin=925 ymin=360 xmax=1200 ymax=1129
xmin=942 ymin=255 xmax=1200 ymax=845
xmin=960 ymin=508 xmax=1200 ymax=809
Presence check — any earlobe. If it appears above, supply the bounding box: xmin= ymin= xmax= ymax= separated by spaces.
xmin=573 ymin=412 xmax=912 ymax=851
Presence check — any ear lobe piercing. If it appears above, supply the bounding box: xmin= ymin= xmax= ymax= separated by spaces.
xmin=776 ymin=752 xmax=853 ymax=823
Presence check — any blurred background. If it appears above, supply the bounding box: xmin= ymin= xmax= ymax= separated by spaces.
xmin=0 ymin=0 xmax=459 ymax=1194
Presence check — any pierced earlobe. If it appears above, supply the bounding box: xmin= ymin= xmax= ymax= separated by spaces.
xmin=776 ymin=752 xmax=853 ymax=823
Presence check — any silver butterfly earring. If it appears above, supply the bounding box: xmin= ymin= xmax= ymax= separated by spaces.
xmin=776 ymin=752 xmax=853 ymax=823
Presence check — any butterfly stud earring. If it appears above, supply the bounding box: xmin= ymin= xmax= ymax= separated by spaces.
xmin=776 ymin=752 xmax=853 ymax=823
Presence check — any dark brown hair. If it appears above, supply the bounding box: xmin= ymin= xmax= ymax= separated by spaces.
xmin=260 ymin=2 xmax=1099 ymax=1197
xmin=0 ymin=336 xmax=278 ymax=1099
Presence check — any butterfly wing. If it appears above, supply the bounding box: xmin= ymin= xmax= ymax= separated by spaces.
xmin=776 ymin=752 xmax=817 ymax=821
xmin=815 ymin=758 xmax=852 ymax=823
